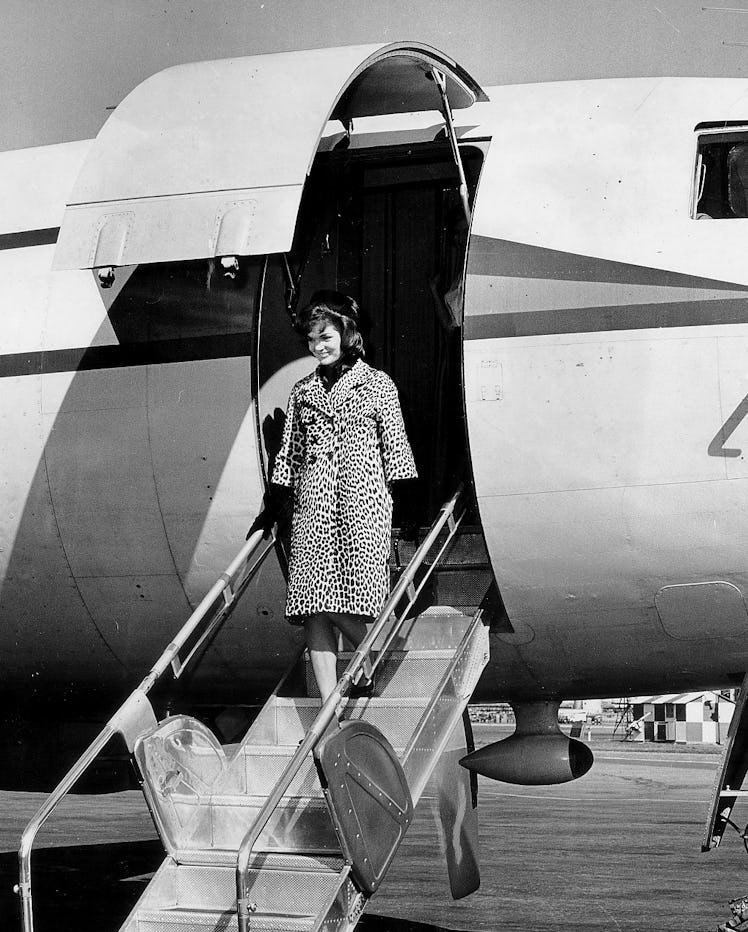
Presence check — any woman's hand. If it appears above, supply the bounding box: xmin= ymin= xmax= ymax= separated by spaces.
xmin=246 ymin=486 xmax=291 ymax=540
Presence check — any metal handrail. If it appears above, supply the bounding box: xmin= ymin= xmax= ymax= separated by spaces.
xmin=236 ymin=485 xmax=465 ymax=932
xmin=16 ymin=527 xmax=277 ymax=932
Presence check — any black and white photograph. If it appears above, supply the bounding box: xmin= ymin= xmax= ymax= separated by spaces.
xmin=3 ymin=3 xmax=748 ymax=930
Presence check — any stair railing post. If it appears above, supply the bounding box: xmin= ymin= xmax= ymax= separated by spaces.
xmin=16 ymin=722 xmax=117 ymax=932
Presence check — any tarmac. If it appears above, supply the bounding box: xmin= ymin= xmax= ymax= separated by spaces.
xmin=1 ymin=724 xmax=746 ymax=932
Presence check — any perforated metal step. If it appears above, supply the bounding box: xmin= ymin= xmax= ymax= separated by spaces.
xmin=390 ymin=526 xmax=489 ymax=565
xmin=134 ymin=907 xmax=316 ymax=931
xmin=304 ymin=649 xmax=455 ymax=698
xmin=171 ymin=850 xmax=344 ymax=871
xmin=121 ymin=857 xmax=353 ymax=932
xmin=390 ymin=528 xmax=493 ymax=612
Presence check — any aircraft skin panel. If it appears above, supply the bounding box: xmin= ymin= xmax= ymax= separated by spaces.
xmin=466 ymin=323 xmax=748 ymax=699
xmin=54 ymin=43 xmax=483 ymax=270
xmin=0 ymin=141 xmax=92 ymax=236
xmin=466 ymin=327 xmax=727 ymax=494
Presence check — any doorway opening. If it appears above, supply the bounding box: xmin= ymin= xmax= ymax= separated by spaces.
xmin=257 ymin=138 xmax=486 ymax=528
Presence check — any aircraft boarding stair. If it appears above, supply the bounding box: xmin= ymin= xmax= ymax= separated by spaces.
xmin=17 ymin=488 xmax=490 ymax=932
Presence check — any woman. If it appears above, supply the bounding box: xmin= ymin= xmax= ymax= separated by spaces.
xmin=259 ymin=290 xmax=417 ymax=706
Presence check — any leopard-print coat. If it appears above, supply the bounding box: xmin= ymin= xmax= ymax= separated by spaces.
xmin=272 ymin=358 xmax=417 ymax=621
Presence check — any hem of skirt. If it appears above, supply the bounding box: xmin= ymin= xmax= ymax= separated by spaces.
xmin=285 ymin=610 xmax=378 ymax=627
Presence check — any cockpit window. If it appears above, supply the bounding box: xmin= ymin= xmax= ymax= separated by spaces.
xmin=693 ymin=128 xmax=748 ymax=219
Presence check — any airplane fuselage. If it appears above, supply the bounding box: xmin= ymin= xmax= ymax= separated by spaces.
xmin=3 ymin=65 xmax=748 ymax=729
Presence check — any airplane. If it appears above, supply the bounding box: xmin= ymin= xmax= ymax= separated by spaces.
xmin=6 ymin=2 xmax=748 ymax=929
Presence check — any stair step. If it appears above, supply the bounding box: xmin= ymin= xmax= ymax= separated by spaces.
xmin=172 ymin=850 xmax=344 ymax=871
xmin=135 ymin=907 xmax=315 ymax=931
xmin=304 ymin=649 xmax=455 ymax=699
xmin=372 ymin=607 xmax=474 ymax=651
xmin=250 ymin=697 xmax=431 ymax=748
xmin=218 ymin=744 xmax=323 ymax=797
xmin=391 ymin=525 xmax=489 ymax=565
xmin=168 ymin=793 xmax=340 ymax=854
xmin=431 ymin=566 xmax=493 ymax=610
xmin=135 ymin=859 xmax=346 ymax=915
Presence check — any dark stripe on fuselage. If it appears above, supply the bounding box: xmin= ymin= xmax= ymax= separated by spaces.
xmin=0 ymin=228 xmax=59 ymax=250
xmin=468 ymin=235 xmax=748 ymax=291
xmin=465 ymin=296 xmax=748 ymax=340
xmin=0 ymin=333 xmax=252 ymax=379
xmin=465 ymin=235 xmax=748 ymax=339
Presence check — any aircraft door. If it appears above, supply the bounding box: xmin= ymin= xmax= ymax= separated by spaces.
xmin=254 ymin=143 xmax=488 ymax=525
xmin=53 ymin=43 xmax=485 ymax=272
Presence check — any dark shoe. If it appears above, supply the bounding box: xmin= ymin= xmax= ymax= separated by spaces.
xmin=350 ymin=670 xmax=376 ymax=698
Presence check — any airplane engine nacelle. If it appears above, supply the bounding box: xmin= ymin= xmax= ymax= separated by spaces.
xmin=460 ymin=700 xmax=594 ymax=785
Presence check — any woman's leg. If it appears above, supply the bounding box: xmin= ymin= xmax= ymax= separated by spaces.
xmin=304 ymin=614 xmax=339 ymax=704
xmin=330 ymin=613 xmax=373 ymax=682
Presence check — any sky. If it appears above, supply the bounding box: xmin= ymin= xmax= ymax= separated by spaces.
xmin=3 ymin=0 xmax=748 ymax=151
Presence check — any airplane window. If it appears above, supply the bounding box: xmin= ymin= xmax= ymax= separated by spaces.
xmin=694 ymin=129 xmax=748 ymax=219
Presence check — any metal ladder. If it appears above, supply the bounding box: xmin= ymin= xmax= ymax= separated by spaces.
xmin=17 ymin=486 xmax=490 ymax=932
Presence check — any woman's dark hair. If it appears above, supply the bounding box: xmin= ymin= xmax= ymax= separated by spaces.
xmin=294 ymin=290 xmax=365 ymax=360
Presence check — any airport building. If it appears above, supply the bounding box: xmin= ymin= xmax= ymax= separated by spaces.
xmin=628 ymin=693 xmax=735 ymax=744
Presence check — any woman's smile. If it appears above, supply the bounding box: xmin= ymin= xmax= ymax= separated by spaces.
xmin=308 ymin=322 xmax=342 ymax=366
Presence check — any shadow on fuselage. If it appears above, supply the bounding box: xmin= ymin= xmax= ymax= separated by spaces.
xmin=0 ymin=256 xmax=304 ymax=789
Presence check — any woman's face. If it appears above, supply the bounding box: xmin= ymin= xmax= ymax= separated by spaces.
xmin=307 ymin=321 xmax=342 ymax=367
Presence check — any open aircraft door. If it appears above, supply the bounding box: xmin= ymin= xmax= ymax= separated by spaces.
xmin=53 ymin=43 xmax=486 ymax=272
xmin=48 ymin=42 xmax=489 ymax=685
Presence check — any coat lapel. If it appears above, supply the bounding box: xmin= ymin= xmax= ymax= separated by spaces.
xmin=298 ymin=370 xmax=334 ymax=419
xmin=331 ymin=359 xmax=370 ymax=411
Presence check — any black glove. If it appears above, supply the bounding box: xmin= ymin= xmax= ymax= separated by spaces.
xmin=246 ymin=485 xmax=291 ymax=540
xmin=391 ymin=479 xmax=421 ymax=542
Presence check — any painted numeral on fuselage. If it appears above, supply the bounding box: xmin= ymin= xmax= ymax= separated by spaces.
xmin=708 ymin=394 xmax=748 ymax=458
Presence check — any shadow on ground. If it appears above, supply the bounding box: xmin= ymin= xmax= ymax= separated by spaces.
xmin=0 ymin=842 xmax=464 ymax=931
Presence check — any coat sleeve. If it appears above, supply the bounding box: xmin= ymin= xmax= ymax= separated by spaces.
xmin=271 ymin=386 xmax=303 ymax=488
xmin=377 ymin=375 xmax=418 ymax=483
